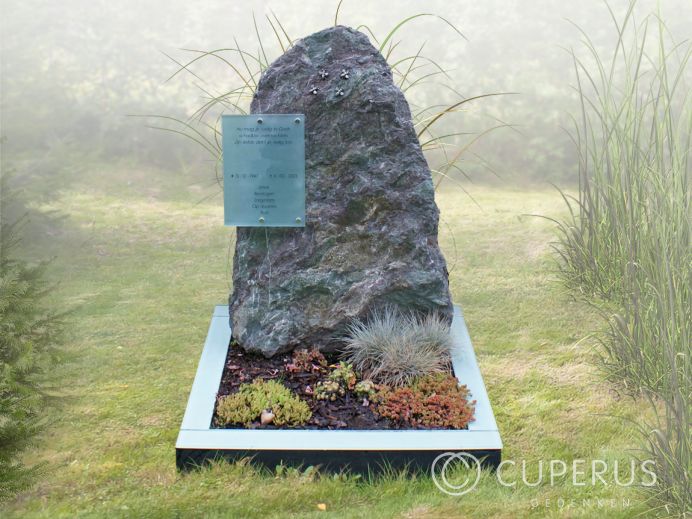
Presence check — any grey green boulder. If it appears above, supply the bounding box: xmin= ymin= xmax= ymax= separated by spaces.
xmin=229 ymin=26 xmax=453 ymax=357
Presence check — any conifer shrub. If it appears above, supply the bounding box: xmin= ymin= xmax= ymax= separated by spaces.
xmin=216 ymin=379 xmax=311 ymax=427
xmin=0 ymin=172 xmax=64 ymax=501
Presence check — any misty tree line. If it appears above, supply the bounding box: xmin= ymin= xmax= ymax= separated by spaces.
xmin=5 ymin=0 xmax=689 ymax=184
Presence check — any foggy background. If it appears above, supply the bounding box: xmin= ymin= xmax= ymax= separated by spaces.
xmin=2 ymin=0 xmax=691 ymax=199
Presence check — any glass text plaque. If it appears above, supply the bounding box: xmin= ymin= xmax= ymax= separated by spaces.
xmin=222 ymin=114 xmax=305 ymax=227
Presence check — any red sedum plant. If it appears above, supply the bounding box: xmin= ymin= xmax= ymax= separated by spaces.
xmin=285 ymin=347 xmax=327 ymax=374
xmin=374 ymin=373 xmax=475 ymax=429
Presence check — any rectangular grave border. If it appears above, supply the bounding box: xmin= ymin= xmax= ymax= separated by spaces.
xmin=176 ymin=305 xmax=503 ymax=472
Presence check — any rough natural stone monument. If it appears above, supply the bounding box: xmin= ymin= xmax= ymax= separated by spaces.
xmin=230 ymin=25 xmax=453 ymax=357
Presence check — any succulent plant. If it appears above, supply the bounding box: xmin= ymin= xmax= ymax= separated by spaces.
xmin=216 ymin=379 xmax=311 ymax=427
xmin=328 ymin=361 xmax=357 ymax=390
xmin=314 ymin=379 xmax=345 ymax=401
xmin=354 ymin=379 xmax=377 ymax=398
xmin=374 ymin=373 xmax=475 ymax=429
xmin=285 ymin=347 xmax=327 ymax=373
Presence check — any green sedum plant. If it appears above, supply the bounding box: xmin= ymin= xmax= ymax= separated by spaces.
xmin=314 ymin=362 xmax=357 ymax=401
xmin=328 ymin=361 xmax=356 ymax=390
xmin=354 ymin=380 xmax=377 ymax=399
xmin=314 ymin=380 xmax=345 ymax=402
xmin=216 ymin=379 xmax=311 ymax=427
xmin=342 ymin=306 xmax=452 ymax=387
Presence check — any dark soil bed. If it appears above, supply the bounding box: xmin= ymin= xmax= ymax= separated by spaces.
xmin=212 ymin=341 xmax=457 ymax=430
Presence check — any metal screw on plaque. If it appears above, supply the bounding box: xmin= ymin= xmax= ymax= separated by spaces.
xmin=340 ymin=69 xmax=349 ymax=79
xmin=258 ymin=216 xmax=265 ymax=224
xmin=257 ymin=117 xmax=263 ymax=124
xmin=319 ymin=69 xmax=329 ymax=80
xmin=336 ymin=87 xmax=344 ymax=96
xmin=295 ymin=217 xmax=302 ymax=224
xmin=294 ymin=117 xmax=301 ymax=124
xmin=310 ymin=86 xmax=319 ymax=95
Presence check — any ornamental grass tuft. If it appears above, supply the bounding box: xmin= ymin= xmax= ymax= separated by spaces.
xmin=553 ymin=3 xmax=690 ymax=516
xmin=342 ymin=306 xmax=452 ymax=387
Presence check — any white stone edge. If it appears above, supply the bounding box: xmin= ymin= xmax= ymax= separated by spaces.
xmin=176 ymin=305 xmax=503 ymax=451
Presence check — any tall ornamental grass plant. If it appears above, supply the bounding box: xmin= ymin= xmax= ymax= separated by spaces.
xmin=555 ymin=3 xmax=690 ymax=516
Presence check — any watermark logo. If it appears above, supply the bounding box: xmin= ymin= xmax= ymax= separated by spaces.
xmin=495 ymin=459 xmax=657 ymax=488
xmin=431 ymin=452 xmax=482 ymax=496
xmin=431 ymin=453 xmax=657 ymax=498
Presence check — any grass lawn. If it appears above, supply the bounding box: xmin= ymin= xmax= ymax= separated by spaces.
xmin=4 ymin=163 xmax=651 ymax=518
